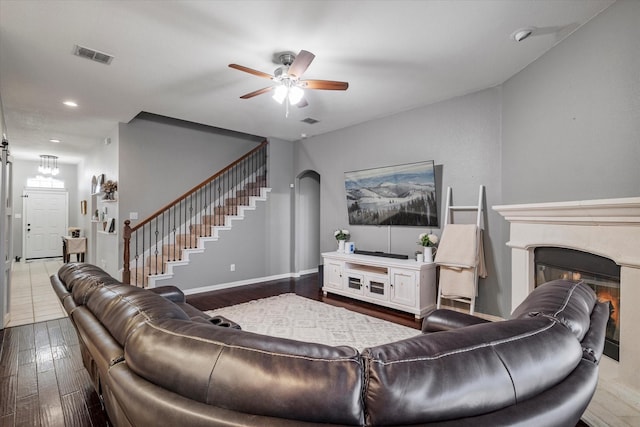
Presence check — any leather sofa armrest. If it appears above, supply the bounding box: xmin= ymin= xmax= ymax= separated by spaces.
xmin=421 ymin=308 xmax=491 ymax=333
xmin=581 ymin=301 xmax=610 ymax=363
xmin=149 ymin=286 xmax=186 ymax=303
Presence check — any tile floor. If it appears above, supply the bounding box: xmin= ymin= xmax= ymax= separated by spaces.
xmin=4 ymin=259 xmax=640 ymax=426
xmin=6 ymin=258 xmax=67 ymax=327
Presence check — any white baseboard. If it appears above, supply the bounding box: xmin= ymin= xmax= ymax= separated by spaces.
xmin=182 ymin=272 xmax=298 ymax=296
xmin=293 ymin=268 xmax=319 ymax=278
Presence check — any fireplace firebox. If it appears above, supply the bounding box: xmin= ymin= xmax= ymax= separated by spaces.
xmin=535 ymin=247 xmax=620 ymax=361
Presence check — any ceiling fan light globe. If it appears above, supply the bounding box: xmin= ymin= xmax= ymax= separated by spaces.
xmin=288 ymin=86 xmax=304 ymax=105
xmin=272 ymin=85 xmax=287 ymax=104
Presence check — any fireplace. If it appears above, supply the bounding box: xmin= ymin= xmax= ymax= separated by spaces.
xmin=534 ymin=247 xmax=620 ymax=360
xmin=494 ymin=197 xmax=640 ymax=393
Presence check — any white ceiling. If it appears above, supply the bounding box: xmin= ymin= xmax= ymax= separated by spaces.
xmin=0 ymin=0 xmax=615 ymax=164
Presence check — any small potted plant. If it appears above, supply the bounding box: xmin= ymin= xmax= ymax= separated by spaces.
xmin=418 ymin=232 xmax=439 ymax=262
xmin=334 ymin=229 xmax=350 ymax=253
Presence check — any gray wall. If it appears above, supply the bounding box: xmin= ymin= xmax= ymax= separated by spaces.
xmin=11 ymin=159 xmax=79 ymax=258
xmin=118 ymin=116 xmax=260 ymax=225
xmin=296 ymin=88 xmax=506 ymax=316
xmin=293 ymin=0 xmax=639 ymax=319
xmin=501 ymin=0 xmax=640 ymax=204
xmin=499 ymin=0 xmax=640 ymax=307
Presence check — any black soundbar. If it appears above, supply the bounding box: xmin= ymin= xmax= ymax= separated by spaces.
xmin=353 ymin=250 xmax=409 ymax=260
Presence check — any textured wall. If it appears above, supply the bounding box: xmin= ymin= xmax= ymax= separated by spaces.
xmin=296 ymin=88 xmax=506 ymax=316
xmin=501 ymin=0 xmax=640 ymax=204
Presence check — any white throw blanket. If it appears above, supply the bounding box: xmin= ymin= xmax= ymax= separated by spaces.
xmin=435 ymin=224 xmax=487 ymax=278
xmin=439 ymin=266 xmax=477 ymax=298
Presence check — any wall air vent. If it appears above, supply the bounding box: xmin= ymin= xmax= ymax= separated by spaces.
xmin=301 ymin=117 xmax=319 ymax=124
xmin=73 ymin=44 xmax=114 ymax=65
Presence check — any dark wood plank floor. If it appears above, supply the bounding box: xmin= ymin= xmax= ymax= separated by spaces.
xmin=0 ymin=318 xmax=108 ymax=427
xmin=0 ymin=273 xmax=591 ymax=426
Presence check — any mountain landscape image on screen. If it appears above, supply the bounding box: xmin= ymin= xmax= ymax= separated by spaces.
xmin=344 ymin=161 xmax=438 ymax=226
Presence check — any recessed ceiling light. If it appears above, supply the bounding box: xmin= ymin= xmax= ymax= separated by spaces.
xmin=49 ymin=139 xmax=61 ymax=143
xmin=511 ymin=28 xmax=534 ymax=42
xmin=63 ymin=100 xmax=78 ymax=107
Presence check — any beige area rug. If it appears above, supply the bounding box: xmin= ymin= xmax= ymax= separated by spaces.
xmin=205 ymin=293 xmax=421 ymax=351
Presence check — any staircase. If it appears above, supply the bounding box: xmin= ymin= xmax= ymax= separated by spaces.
xmin=123 ymin=142 xmax=269 ymax=287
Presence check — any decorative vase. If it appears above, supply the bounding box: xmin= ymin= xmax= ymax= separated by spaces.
xmin=424 ymin=246 xmax=433 ymax=263
xmin=338 ymin=240 xmax=345 ymax=253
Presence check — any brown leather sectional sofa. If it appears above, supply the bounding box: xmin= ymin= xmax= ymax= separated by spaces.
xmin=51 ymin=262 xmax=608 ymax=426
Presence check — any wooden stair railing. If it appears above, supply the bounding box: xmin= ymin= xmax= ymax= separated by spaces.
xmin=123 ymin=140 xmax=268 ymax=286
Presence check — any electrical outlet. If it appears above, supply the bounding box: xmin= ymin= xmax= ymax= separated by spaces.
xmin=230 ymin=264 xmax=235 ymax=272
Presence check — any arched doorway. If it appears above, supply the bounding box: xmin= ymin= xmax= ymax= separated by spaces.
xmin=295 ymin=170 xmax=320 ymax=275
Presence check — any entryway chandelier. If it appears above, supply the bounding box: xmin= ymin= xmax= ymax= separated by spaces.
xmin=38 ymin=154 xmax=60 ymax=176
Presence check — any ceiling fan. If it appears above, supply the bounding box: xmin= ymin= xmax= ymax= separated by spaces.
xmin=229 ymin=50 xmax=348 ymax=111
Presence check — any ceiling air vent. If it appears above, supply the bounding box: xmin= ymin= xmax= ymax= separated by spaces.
xmin=301 ymin=117 xmax=319 ymax=125
xmin=73 ymin=44 xmax=114 ymax=65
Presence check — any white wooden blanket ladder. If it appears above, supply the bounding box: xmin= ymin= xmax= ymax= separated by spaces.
xmin=436 ymin=185 xmax=485 ymax=314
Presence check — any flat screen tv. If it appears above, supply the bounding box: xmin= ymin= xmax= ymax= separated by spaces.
xmin=344 ymin=160 xmax=438 ymax=226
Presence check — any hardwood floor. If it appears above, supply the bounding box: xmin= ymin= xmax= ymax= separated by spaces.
xmin=0 ymin=318 xmax=108 ymax=427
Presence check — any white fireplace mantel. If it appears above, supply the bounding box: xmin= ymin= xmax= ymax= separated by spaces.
xmin=494 ymin=196 xmax=640 ymax=392
xmin=493 ymin=197 xmax=640 ymax=226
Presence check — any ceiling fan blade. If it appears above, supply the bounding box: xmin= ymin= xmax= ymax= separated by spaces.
xmin=240 ymin=86 xmax=274 ymax=99
xmin=288 ymin=50 xmax=315 ymax=78
xmin=229 ymin=64 xmax=274 ymax=80
xmin=301 ymin=79 xmax=349 ymax=91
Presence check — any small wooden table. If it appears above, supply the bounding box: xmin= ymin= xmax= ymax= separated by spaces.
xmin=62 ymin=236 xmax=86 ymax=262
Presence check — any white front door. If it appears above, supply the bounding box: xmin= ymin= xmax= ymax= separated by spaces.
xmin=24 ymin=190 xmax=68 ymax=259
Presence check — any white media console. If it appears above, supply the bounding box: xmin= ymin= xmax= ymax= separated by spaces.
xmin=321 ymin=252 xmax=437 ymax=319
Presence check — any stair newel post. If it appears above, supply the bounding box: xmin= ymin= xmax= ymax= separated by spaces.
xmin=123 ymin=220 xmax=132 ymax=284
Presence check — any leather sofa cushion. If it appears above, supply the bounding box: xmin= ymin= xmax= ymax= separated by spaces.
xmin=511 ymin=279 xmax=596 ymax=341
xmin=59 ymin=262 xmax=120 ymax=292
xmin=363 ymin=316 xmax=582 ymax=425
xmin=82 ymin=283 xmax=191 ymax=346
xmin=422 ymin=308 xmax=490 ymax=333
xmin=581 ymin=301 xmax=610 ymax=363
xmin=125 ymin=319 xmax=365 ymax=425
xmin=107 ymin=362 xmax=345 ymax=427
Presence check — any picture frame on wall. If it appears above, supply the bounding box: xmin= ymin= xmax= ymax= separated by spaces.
xmin=344 ymin=160 xmax=438 ymax=227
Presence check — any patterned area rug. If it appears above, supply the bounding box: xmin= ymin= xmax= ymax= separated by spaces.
xmin=205 ymin=293 xmax=421 ymax=351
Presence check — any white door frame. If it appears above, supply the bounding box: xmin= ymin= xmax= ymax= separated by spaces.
xmin=22 ymin=189 xmax=69 ymax=260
